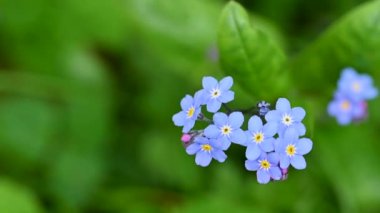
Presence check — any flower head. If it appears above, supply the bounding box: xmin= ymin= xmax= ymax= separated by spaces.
xmin=204 ymin=112 xmax=246 ymax=149
xmin=257 ymin=101 xmax=271 ymax=116
xmin=200 ymin=76 xmax=235 ymax=112
xmin=243 ymin=115 xmax=277 ymax=160
xmin=245 ymin=153 xmax=282 ymax=184
xmin=328 ymin=92 xmax=366 ymax=125
xmin=265 ymin=98 xmax=306 ymax=136
xmin=186 ymin=136 xmax=227 ymax=167
xmin=276 ymin=128 xmax=313 ymax=170
xmin=338 ymin=67 xmax=378 ymax=101
xmin=172 ymin=91 xmax=203 ymax=133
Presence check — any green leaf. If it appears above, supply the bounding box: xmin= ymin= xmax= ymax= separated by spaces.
xmin=290 ymin=0 xmax=380 ymax=95
xmin=217 ymin=1 xmax=287 ymax=99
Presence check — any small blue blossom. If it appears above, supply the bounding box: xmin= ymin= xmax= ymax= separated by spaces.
xmin=172 ymin=91 xmax=203 ymax=133
xmin=186 ymin=136 xmax=227 ymax=167
xmin=265 ymin=98 xmax=306 ymax=136
xmin=327 ymin=92 xmax=366 ymax=125
xmin=245 ymin=152 xmax=282 ymax=184
xmin=204 ymin=112 xmax=246 ymax=149
xmin=276 ymin=128 xmax=313 ymax=170
xmin=257 ymin=101 xmax=271 ymax=116
xmin=243 ymin=115 xmax=277 ymax=160
xmin=338 ymin=67 xmax=378 ymax=102
xmin=200 ymin=76 xmax=235 ymax=112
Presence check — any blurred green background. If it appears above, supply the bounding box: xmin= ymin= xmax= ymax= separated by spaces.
xmin=0 ymin=0 xmax=380 ymax=212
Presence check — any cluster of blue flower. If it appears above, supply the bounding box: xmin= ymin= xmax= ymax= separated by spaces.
xmin=328 ymin=68 xmax=378 ymax=125
xmin=172 ymin=76 xmax=313 ymax=184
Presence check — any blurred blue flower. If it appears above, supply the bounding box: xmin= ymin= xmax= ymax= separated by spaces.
xmin=265 ymin=98 xmax=306 ymax=136
xmin=200 ymin=76 xmax=234 ymax=112
xmin=328 ymin=92 xmax=366 ymax=125
xmin=172 ymin=91 xmax=203 ymax=133
xmin=186 ymin=136 xmax=227 ymax=167
xmin=243 ymin=115 xmax=277 ymax=160
xmin=245 ymin=152 xmax=282 ymax=184
xmin=257 ymin=101 xmax=271 ymax=116
xmin=338 ymin=67 xmax=378 ymax=101
xmin=204 ymin=112 xmax=246 ymax=149
xmin=276 ymin=129 xmax=313 ymax=170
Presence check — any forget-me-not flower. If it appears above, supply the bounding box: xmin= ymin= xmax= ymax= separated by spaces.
xmin=338 ymin=67 xmax=378 ymax=101
xmin=265 ymin=98 xmax=306 ymax=136
xmin=186 ymin=136 xmax=227 ymax=167
xmin=243 ymin=115 xmax=277 ymax=160
xmin=172 ymin=91 xmax=203 ymax=133
xmin=204 ymin=112 xmax=246 ymax=149
xmin=276 ymin=128 xmax=313 ymax=170
xmin=200 ymin=76 xmax=234 ymax=112
xmin=327 ymin=92 xmax=366 ymax=125
xmin=245 ymin=152 xmax=282 ymax=184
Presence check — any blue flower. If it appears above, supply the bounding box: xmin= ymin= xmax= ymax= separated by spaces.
xmin=243 ymin=115 xmax=277 ymax=160
xmin=276 ymin=128 xmax=313 ymax=170
xmin=338 ymin=67 xmax=378 ymax=101
xmin=172 ymin=91 xmax=203 ymax=133
xmin=257 ymin=101 xmax=271 ymax=116
xmin=200 ymin=76 xmax=234 ymax=112
xmin=265 ymin=98 xmax=306 ymax=136
xmin=204 ymin=112 xmax=246 ymax=149
xmin=245 ymin=152 xmax=282 ymax=184
xmin=186 ymin=136 xmax=227 ymax=167
xmin=327 ymin=92 xmax=366 ymax=125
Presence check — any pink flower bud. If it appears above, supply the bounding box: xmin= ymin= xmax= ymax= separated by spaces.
xmin=181 ymin=134 xmax=192 ymax=143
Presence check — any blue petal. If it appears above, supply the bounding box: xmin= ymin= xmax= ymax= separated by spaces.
xmin=202 ymin=76 xmax=218 ymax=90
xmin=219 ymin=76 xmax=233 ymax=90
xmin=193 ymin=90 xmax=205 ymax=106
xmin=283 ymin=128 xmax=298 ymax=143
xmin=230 ymin=129 xmax=246 ymax=145
xmin=246 ymin=144 xmax=261 ymax=160
xmin=248 ymin=115 xmax=263 ymax=132
xmin=292 ymin=107 xmax=306 ymax=121
xmin=186 ymin=144 xmax=200 ymax=155
xmin=180 ymin=95 xmax=193 ymax=110
xmin=245 ymin=160 xmax=259 ymax=171
xmin=364 ymin=87 xmax=378 ymax=100
xmin=293 ymin=123 xmax=306 ymax=136
xmin=218 ymin=91 xmax=234 ymax=103
xmin=207 ymin=99 xmax=222 ymax=112
xmin=263 ymin=122 xmax=277 ymax=137
xmin=268 ymin=152 xmax=279 ymax=164
xmin=228 ymin=112 xmax=244 ymax=128
xmin=336 ymin=114 xmax=351 ymax=125
xmin=279 ymin=154 xmax=290 ymax=169
xmin=172 ymin=112 xmax=186 ymax=126
xmin=195 ymin=151 xmax=212 ymax=167
xmin=296 ymin=138 xmax=313 ymax=155
xmin=194 ymin=136 xmax=209 ymax=144
xmin=213 ymin=112 xmax=228 ymax=126
xmin=276 ymin=98 xmax=291 ymax=112
xmin=204 ymin=124 xmax=220 ymax=138
xmin=257 ymin=170 xmax=270 ymax=184
xmin=265 ymin=110 xmax=280 ymax=122
xmin=260 ymin=138 xmax=274 ymax=152
xmin=269 ymin=167 xmax=282 ymax=180
xmin=220 ymin=137 xmax=231 ymax=150
xmin=211 ymin=149 xmax=227 ymax=163
xmin=182 ymin=120 xmax=195 ymax=133
xmin=290 ymin=155 xmax=306 ymax=170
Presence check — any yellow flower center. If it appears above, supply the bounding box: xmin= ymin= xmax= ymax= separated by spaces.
xmin=286 ymin=144 xmax=297 ymax=157
xmin=186 ymin=107 xmax=195 ymax=118
xmin=253 ymin=132 xmax=264 ymax=144
xmin=352 ymin=82 xmax=361 ymax=92
xmin=201 ymin=144 xmax=212 ymax=152
xmin=340 ymin=100 xmax=350 ymax=111
xmin=282 ymin=114 xmax=293 ymax=126
xmin=220 ymin=125 xmax=232 ymax=136
xmin=259 ymin=159 xmax=271 ymax=170
xmin=210 ymin=88 xmax=221 ymax=99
